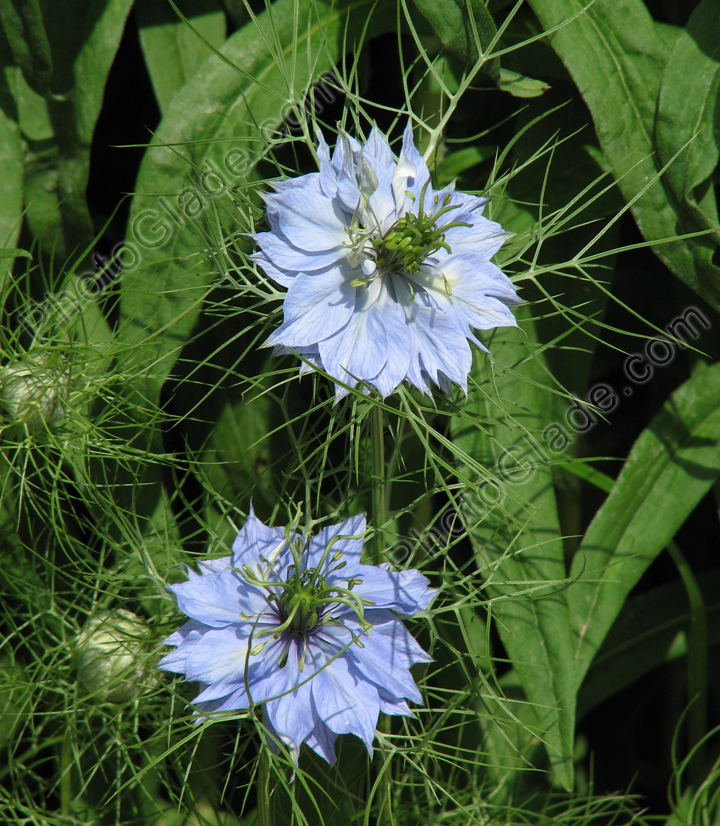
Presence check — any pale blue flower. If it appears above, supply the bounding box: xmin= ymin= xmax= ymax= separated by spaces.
xmin=253 ymin=123 xmax=520 ymax=400
xmin=159 ymin=508 xmax=436 ymax=765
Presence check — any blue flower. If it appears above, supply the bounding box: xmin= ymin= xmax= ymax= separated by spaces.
xmin=159 ymin=508 xmax=436 ymax=765
xmin=253 ymin=123 xmax=520 ymax=400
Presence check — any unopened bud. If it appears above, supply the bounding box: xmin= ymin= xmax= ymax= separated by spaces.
xmin=74 ymin=610 xmax=149 ymax=704
xmin=0 ymin=354 xmax=68 ymax=430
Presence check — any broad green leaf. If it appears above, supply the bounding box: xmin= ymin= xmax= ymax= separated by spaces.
xmin=202 ymin=380 xmax=274 ymax=548
xmin=136 ymin=0 xmax=227 ymax=115
xmin=220 ymin=0 xmax=250 ymax=29
xmin=498 ymin=68 xmax=549 ymax=98
xmin=411 ymin=0 xmax=500 ymax=80
xmin=0 ymin=105 xmax=22 ymax=258
xmin=452 ymin=307 xmax=575 ymax=789
xmin=570 ymin=361 xmax=720 ymax=688
xmin=436 ymin=145 xmax=494 ymax=184
xmin=577 ymin=569 xmax=720 ymax=719
xmin=120 ymin=0 xmax=395 ymax=408
xmin=0 ymin=0 xmax=52 ymax=96
xmin=528 ymin=0 xmax=720 ymax=311
xmin=0 ymin=248 xmax=28 ymax=260
xmin=501 ymin=97 xmax=620 ymax=402
xmin=5 ymin=0 xmax=134 ymax=258
xmin=655 ymin=0 xmax=720 ymax=262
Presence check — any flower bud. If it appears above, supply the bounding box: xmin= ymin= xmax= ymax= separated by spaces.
xmin=0 ymin=354 xmax=68 ymax=430
xmin=75 ymin=610 xmax=148 ymax=704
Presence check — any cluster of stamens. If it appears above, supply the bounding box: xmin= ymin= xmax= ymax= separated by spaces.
xmin=347 ymin=179 xmax=471 ymax=298
xmin=236 ymin=531 xmax=372 ymax=671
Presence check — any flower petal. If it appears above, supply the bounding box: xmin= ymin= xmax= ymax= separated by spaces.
xmin=266 ymin=265 xmax=357 ymax=349
xmin=305 ymin=717 xmax=339 ymax=765
xmin=251 ymin=250 xmax=295 ymax=288
xmin=158 ymin=620 xmax=208 ymax=671
xmin=394 ymin=121 xmax=432 ymax=215
xmin=345 ymin=611 xmax=430 ymax=703
xmin=254 ymin=228 xmax=346 ymax=273
xmin=265 ymin=678 xmax=315 ymax=756
xmin=311 ymin=654 xmax=380 ymax=753
xmin=271 ymin=186 xmax=349 ymax=252
xmin=167 ymin=570 xmax=246 ymax=628
xmin=182 ymin=624 xmax=254 ymax=683
xmin=305 ymin=513 xmax=367 ymax=569
xmin=338 ymin=565 xmax=437 ymax=615
xmin=317 ymin=280 xmax=388 ymax=389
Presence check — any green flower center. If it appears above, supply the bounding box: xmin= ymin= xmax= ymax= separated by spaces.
xmin=348 ymin=180 xmax=472 ymax=298
xmin=236 ymin=533 xmax=372 ymax=671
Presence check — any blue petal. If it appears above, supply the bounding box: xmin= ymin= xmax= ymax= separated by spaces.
xmin=342 ymin=565 xmax=437 ymax=615
xmin=344 ymin=610 xmax=430 ymax=703
xmin=317 ymin=280 xmax=388 ymax=388
xmin=265 ymin=678 xmax=315 ymax=756
xmin=433 ymin=254 xmax=520 ymax=331
xmin=183 ymin=624 xmax=251 ymax=683
xmin=362 ymin=126 xmax=398 ymax=230
xmin=266 ymin=266 xmax=357 ymax=349
xmin=398 ymin=121 xmax=431 ymax=205
xmin=198 ymin=556 xmax=232 ymax=576
xmin=377 ymin=686 xmax=414 ymax=717
xmin=245 ymin=637 xmax=304 ymax=704
xmin=231 ymin=506 xmax=296 ymax=580
xmin=363 ymin=124 xmax=394 ymax=171
xmin=251 ymin=250 xmax=295 ymax=288
xmin=254 ymin=228 xmax=345 ymax=273
xmin=158 ymin=621 xmax=208 ymax=672
xmin=367 ymin=280 xmax=412 ymax=398
xmin=316 ymin=130 xmax=338 ymax=199
xmin=167 ymin=570 xmax=247 ymax=628
xmin=271 ymin=185 xmax=348 ymax=252
xmin=305 ymin=718 xmax=338 ymax=765
xmin=311 ymin=654 xmax=380 ymax=753
xmin=198 ymin=683 xmax=249 ymax=714
xmin=305 ymin=513 xmax=367 ymax=569
xmin=193 ymin=675 xmax=247 ymax=704
xmin=272 ymin=171 xmax=322 ymax=194
xmin=333 ymin=131 xmax=361 ymax=169
xmin=405 ymin=293 xmax=474 ymax=392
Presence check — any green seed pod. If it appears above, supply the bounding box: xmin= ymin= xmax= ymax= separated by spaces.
xmin=74 ymin=610 xmax=149 ymax=704
xmin=0 ymin=354 xmax=68 ymax=430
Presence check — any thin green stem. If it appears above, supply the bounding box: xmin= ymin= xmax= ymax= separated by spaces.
xmin=667 ymin=538 xmax=708 ymax=787
xmin=370 ymin=404 xmax=386 ymax=564
xmin=259 ymin=744 xmax=271 ymax=826
xmin=60 ymin=726 xmax=72 ymax=817
xmin=369 ymin=403 xmax=392 ymax=824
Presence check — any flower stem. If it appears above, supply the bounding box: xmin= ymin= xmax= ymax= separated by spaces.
xmin=60 ymin=726 xmax=72 ymax=817
xmin=259 ymin=746 xmax=271 ymax=826
xmin=370 ymin=403 xmax=393 ymax=824
xmin=370 ymin=404 xmax=386 ymax=565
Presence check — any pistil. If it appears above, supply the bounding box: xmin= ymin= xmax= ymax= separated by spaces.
xmin=349 ymin=179 xmax=471 ymax=296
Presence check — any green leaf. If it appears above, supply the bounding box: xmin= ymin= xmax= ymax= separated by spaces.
xmin=570 ymin=361 xmax=720 ymax=688
xmin=4 ymin=0 xmax=134 ymax=258
xmin=202 ymin=380 xmax=274 ymax=547
xmin=436 ymin=145 xmax=494 ymax=184
xmin=0 ymin=248 xmax=28 ymax=260
xmin=120 ymin=0 xmax=395 ymax=408
xmin=527 ymin=0 xmax=720 ymax=311
xmin=655 ymin=0 xmax=720 ymax=262
xmin=411 ymin=0 xmax=500 ymax=80
xmin=577 ymin=569 xmax=720 ymax=718
xmin=498 ymin=68 xmax=549 ymax=98
xmin=136 ymin=0 xmax=227 ymax=115
xmin=452 ymin=308 xmax=575 ymax=790
xmin=0 ymin=0 xmax=52 ymax=96
xmin=0 ymin=105 xmax=22 ymax=259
